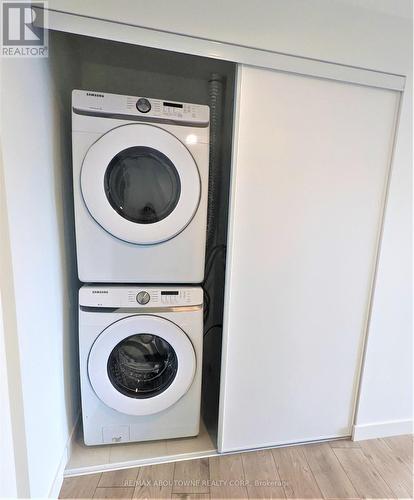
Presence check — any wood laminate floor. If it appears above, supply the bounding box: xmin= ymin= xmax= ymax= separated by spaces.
xmin=59 ymin=434 xmax=413 ymax=499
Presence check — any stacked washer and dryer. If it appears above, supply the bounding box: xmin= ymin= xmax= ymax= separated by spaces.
xmin=72 ymin=90 xmax=210 ymax=445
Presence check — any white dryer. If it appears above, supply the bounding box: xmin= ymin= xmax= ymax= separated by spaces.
xmin=79 ymin=285 xmax=203 ymax=446
xmin=72 ymin=90 xmax=209 ymax=283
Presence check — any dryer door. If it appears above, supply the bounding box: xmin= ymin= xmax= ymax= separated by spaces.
xmin=88 ymin=315 xmax=196 ymax=415
xmin=81 ymin=123 xmax=201 ymax=244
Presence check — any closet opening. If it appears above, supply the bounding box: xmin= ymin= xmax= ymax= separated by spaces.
xmin=49 ymin=29 xmax=235 ymax=475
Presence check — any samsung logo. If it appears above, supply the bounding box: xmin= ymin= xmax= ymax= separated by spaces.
xmin=92 ymin=290 xmax=108 ymax=294
xmin=86 ymin=92 xmax=104 ymax=98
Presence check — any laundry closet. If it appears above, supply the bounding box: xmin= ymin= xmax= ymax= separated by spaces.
xmin=0 ymin=3 xmax=411 ymax=498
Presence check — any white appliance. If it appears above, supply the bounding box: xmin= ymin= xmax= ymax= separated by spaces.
xmin=72 ymin=90 xmax=210 ymax=283
xmin=79 ymin=285 xmax=203 ymax=446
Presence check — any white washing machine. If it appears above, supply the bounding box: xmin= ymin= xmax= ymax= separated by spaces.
xmin=79 ymin=285 xmax=203 ymax=446
xmin=72 ymin=90 xmax=210 ymax=283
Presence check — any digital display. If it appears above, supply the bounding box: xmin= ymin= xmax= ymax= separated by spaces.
xmin=163 ymin=102 xmax=183 ymax=108
xmin=161 ymin=291 xmax=179 ymax=296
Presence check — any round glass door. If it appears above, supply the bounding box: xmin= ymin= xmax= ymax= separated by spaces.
xmin=107 ymin=333 xmax=178 ymax=398
xmin=81 ymin=124 xmax=201 ymax=245
xmin=105 ymin=147 xmax=181 ymax=225
xmin=88 ymin=315 xmax=196 ymax=416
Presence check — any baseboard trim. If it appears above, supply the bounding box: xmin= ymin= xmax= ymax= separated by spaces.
xmin=48 ymin=412 xmax=81 ymax=498
xmin=353 ymin=419 xmax=413 ymax=441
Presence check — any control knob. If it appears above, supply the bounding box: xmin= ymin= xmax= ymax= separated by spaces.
xmin=136 ymin=291 xmax=150 ymax=305
xmin=136 ymin=98 xmax=151 ymax=113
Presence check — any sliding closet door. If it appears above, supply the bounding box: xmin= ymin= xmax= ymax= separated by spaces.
xmin=218 ymin=65 xmax=400 ymax=452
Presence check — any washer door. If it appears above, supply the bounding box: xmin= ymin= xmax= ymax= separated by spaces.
xmin=88 ymin=315 xmax=196 ymax=415
xmin=81 ymin=124 xmax=201 ymax=244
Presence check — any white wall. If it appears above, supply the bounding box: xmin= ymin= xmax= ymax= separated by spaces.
xmin=0 ymin=55 xmax=79 ymax=497
xmin=0 ymin=292 xmax=18 ymax=498
xmin=0 ymin=304 xmax=17 ymax=498
xmin=0 ymin=131 xmax=30 ymax=497
xmin=353 ymin=72 xmax=413 ymax=439
xmin=0 ymin=134 xmax=17 ymax=498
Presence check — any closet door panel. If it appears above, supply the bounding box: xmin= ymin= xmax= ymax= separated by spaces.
xmin=218 ymin=65 xmax=399 ymax=452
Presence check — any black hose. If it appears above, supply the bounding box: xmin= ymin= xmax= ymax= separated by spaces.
xmin=206 ymin=73 xmax=224 ymax=254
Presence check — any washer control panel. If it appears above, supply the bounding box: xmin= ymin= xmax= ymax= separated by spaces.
xmin=79 ymin=285 xmax=202 ymax=308
xmin=72 ymin=89 xmax=209 ymax=126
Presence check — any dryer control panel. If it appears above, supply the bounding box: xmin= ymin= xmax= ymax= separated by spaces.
xmin=72 ymin=89 xmax=209 ymax=127
xmin=79 ymin=285 xmax=203 ymax=308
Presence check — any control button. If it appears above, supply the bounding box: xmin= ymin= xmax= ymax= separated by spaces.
xmin=136 ymin=98 xmax=151 ymax=113
xmin=136 ymin=291 xmax=150 ymax=305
